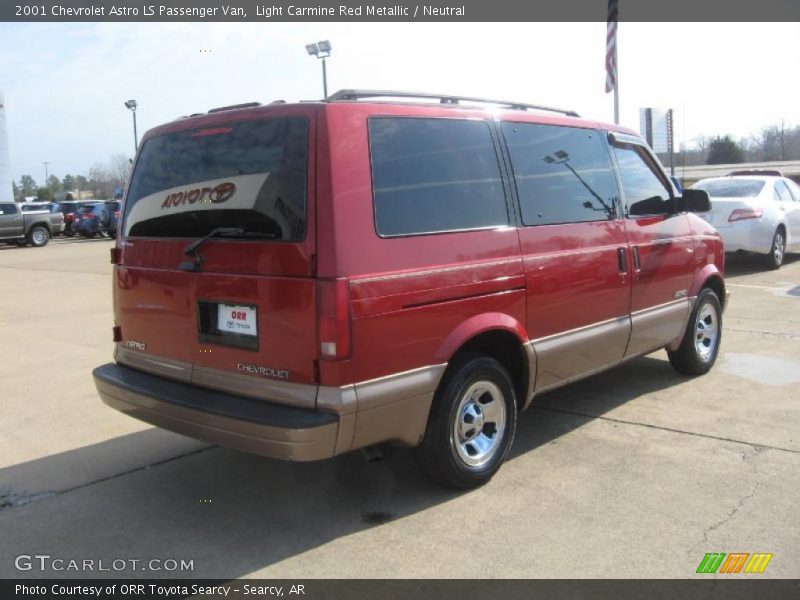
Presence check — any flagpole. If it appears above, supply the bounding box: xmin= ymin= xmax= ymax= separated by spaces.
xmin=614 ymin=24 xmax=619 ymax=124
xmin=606 ymin=0 xmax=619 ymax=125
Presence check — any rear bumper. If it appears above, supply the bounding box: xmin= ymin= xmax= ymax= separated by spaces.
xmin=93 ymin=363 xmax=340 ymax=461
xmin=717 ymin=219 xmax=774 ymax=254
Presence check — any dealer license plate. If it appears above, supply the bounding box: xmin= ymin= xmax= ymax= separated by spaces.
xmin=217 ymin=304 xmax=257 ymax=337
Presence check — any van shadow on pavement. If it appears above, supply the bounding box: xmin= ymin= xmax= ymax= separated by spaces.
xmin=0 ymin=355 xmax=686 ymax=579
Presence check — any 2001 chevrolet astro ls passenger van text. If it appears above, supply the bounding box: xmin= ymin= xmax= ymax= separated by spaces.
xmin=93 ymin=90 xmax=726 ymax=488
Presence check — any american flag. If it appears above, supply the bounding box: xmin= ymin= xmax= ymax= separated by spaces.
xmin=606 ymin=0 xmax=618 ymax=93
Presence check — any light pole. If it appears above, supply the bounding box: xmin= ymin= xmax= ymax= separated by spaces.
xmin=124 ymin=99 xmax=138 ymax=154
xmin=43 ymin=161 xmax=49 ymax=184
xmin=305 ymin=40 xmax=332 ymax=99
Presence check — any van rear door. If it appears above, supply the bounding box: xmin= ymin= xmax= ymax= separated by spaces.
xmin=115 ymin=109 xmax=319 ymax=396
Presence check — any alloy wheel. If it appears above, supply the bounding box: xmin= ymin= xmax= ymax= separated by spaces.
xmin=452 ymin=380 xmax=507 ymax=468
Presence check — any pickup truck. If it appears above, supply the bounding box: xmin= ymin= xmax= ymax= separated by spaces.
xmin=0 ymin=202 xmax=65 ymax=247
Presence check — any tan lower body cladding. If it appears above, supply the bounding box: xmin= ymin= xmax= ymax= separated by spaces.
xmin=527 ymin=298 xmax=693 ymax=395
xmin=111 ymin=345 xmax=446 ymax=459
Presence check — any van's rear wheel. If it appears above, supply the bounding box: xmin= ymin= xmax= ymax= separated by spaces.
xmin=667 ymin=288 xmax=722 ymax=375
xmin=416 ymin=355 xmax=517 ymax=489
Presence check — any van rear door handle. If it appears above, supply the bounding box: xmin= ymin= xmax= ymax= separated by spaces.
xmin=632 ymin=246 xmax=641 ymax=272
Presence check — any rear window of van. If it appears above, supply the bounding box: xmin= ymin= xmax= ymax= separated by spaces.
xmin=122 ymin=117 xmax=308 ymax=240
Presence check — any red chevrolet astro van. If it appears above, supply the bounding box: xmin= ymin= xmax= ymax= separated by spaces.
xmin=93 ymin=90 xmax=726 ymax=488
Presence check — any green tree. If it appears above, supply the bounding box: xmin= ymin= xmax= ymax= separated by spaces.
xmin=46 ymin=174 xmax=62 ymax=192
xmin=19 ymin=174 xmax=37 ymax=196
xmin=36 ymin=187 xmax=54 ymax=201
xmin=62 ymin=174 xmax=76 ymax=190
xmin=75 ymin=175 xmax=88 ymax=190
xmin=12 ymin=181 xmax=21 ymax=201
xmin=706 ymin=135 xmax=744 ymax=165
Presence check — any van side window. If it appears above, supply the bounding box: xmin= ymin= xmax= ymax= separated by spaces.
xmin=613 ymin=144 xmax=673 ymax=216
xmin=501 ymin=123 xmax=618 ymax=226
xmin=368 ymin=117 xmax=508 ymax=237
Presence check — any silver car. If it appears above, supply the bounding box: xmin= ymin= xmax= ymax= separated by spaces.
xmin=691 ymin=173 xmax=800 ymax=269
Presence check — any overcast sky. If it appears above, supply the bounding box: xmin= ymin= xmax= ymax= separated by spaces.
xmin=1 ymin=21 xmax=799 ymax=184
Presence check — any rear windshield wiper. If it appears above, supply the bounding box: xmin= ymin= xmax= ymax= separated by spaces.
xmin=183 ymin=227 xmax=244 ymax=256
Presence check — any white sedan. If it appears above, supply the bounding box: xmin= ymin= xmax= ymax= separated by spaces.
xmin=691 ymin=173 xmax=800 ymax=269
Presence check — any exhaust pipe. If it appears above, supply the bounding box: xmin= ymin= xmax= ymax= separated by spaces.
xmin=360 ymin=445 xmax=384 ymax=462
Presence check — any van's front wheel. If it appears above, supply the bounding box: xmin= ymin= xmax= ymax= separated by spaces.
xmin=667 ymin=288 xmax=722 ymax=375
xmin=417 ymin=356 xmax=517 ymax=489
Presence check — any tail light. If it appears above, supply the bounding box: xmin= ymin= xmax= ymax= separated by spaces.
xmin=729 ymin=208 xmax=763 ymax=222
xmin=114 ymin=210 xmax=120 ymax=218
xmin=317 ymin=278 xmax=352 ymax=360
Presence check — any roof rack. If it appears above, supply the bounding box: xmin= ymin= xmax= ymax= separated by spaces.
xmin=326 ymin=89 xmax=580 ymax=117
xmin=207 ymin=102 xmax=261 ymax=114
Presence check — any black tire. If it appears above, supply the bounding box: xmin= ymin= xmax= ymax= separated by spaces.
xmin=65 ymin=227 xmax=75 ymax=237
xmin=416 ymin=355 xmax=517 ymax=489
xmin=14 ymin=239 xmax=27 ymax=247
xmin=764 ymin=227 xmax=786 ymax=270
xmin=667 ymin=288 xmax=722 ymax=375
xmin=27 ymin=226 xmax=50 ymax=247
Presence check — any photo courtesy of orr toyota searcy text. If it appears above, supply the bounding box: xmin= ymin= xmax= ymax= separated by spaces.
xmin=14 ymin=584 xmax=299 ymax=597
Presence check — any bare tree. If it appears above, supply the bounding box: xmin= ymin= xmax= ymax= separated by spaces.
xmin=687 ymin=123 xmax=800 ymax=164
xmin=693 ymin=135 xmax=712 ymax=154
xmin=88 ymin=164 xmax=114 ymax=199
xmin=738 ymin=136 xmax=759 ymax=162
xmin=108 ymin=153 xmax=132 ymax=188
xmin=758 ymin=126 xmax=781 ymax=161
xmin=88 ymin=154 xmax=133 ymax=199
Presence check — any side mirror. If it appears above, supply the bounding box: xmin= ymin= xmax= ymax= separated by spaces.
xmin=629 ymin=195 xmax=676 ymax=217
xmin=680 ymin=189 xmax=711 ymax=213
